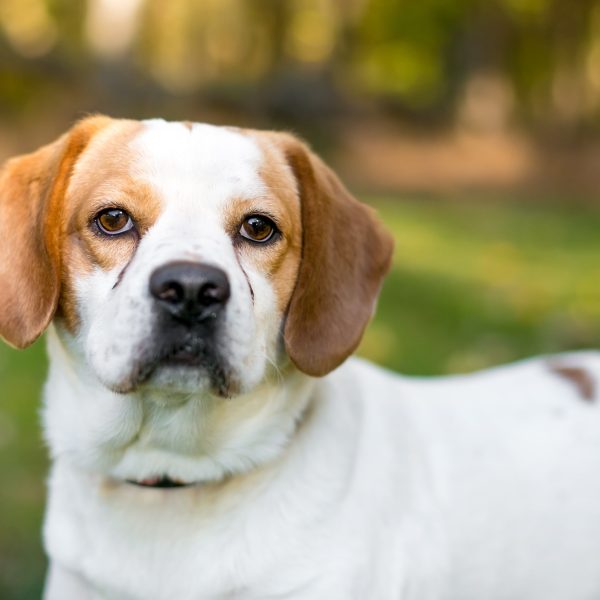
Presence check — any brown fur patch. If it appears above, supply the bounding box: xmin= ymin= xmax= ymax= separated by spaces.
xmin=0 ymin=115 xmax=113 ymax=347
xmin=257 ymin=144 xmax=303 ymax=313
xmin=222 ymin=133 xmax=303 ymax=313
xmin=0 ymin=116 xmax=162 ymax=339
xmin=549 ymin=363 xmax=596 ymax=401
xmin=261 ymin=132 xmax=395 ymax=377
xmin=58 ymin=120 xmax=162 ymax=332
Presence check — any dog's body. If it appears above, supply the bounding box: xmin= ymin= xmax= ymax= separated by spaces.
xmin=44 ymin=351 xmax=600 ymax=600
xmin=1 ymin=117 xmax=599 ymax=600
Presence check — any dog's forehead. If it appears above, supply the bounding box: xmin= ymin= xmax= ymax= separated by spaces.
xmin=130 ymin=120 xmax=267 ymax=209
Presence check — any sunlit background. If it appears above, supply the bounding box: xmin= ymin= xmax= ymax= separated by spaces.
xmin=1 ymin=1 xmax=599 ymax=597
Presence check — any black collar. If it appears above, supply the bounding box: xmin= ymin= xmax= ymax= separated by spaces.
xmin=126 ymin=476 xmax=195 ymax=489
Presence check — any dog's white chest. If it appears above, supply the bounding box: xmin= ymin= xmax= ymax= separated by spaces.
xmin=44 ymin=354 xmax=600 ymax=600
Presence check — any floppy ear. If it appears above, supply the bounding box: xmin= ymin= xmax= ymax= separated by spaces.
xmin=279 ymin=135 xmax=394 ymax=377
xmin=0 ymin=116 xmax=111 ymax=348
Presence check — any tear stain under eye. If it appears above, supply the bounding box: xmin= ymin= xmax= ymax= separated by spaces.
xmin=112 ymin=255 xmax=134 ymax=289
xmin=234 ymin=254 xmax=254 ymax=303
xmin=242 ymin=266 xmax=255 ymax=302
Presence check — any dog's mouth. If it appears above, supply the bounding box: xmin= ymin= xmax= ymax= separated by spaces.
xmin=126 ymin=475 xmax=197 ymax=489
xmin=150 ymin=336 xmax=217 ymax=370
xmin=118 ymin=333 xmax=232 ymax=396
xmin=162 ymin=342 xmax=210 ymax=366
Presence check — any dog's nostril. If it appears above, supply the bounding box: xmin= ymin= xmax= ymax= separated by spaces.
xmin=199 ymin=282 xmax=229 ymax=306
xmin=157 ymin=281 xmax=185 ymax=304
xmin=149 ymin=261 xmax=230 ymax=323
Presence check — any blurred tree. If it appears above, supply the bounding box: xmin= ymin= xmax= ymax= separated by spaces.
xmin=0 ymin=0 xmax=598 ymax=131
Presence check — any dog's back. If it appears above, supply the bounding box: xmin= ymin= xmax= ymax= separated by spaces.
xmin=335 ymin=352 xmax=600 ymax=599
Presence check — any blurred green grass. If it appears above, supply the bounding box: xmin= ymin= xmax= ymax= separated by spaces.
xmin=1 ymin=197 xmax=599 ymax=599
xmin=360 ymin=198 xmax=600 ymax=374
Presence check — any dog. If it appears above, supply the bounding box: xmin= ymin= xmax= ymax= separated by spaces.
xmin=1 ymin=116 xmax=600 ymax=600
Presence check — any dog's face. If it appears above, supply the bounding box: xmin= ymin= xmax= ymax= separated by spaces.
xmin=62 ymin=120 xmax=304 ymax=397
xmin=0 ymin=117 xmax=393 ymax=481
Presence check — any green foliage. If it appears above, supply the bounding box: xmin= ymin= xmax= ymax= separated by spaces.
xmin=1 ymin=0 xmax=599 ymax=125
xmin=353 ymin=0 xmax=466 ymax=105
xmin=0 ymin=197 xmax=599 ymax=598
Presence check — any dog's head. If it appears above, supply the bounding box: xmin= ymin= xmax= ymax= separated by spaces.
xmin=0 ymin=117 xmax=393 ymax=396
xmin=0 ymin=117 xmax=393 ymax=482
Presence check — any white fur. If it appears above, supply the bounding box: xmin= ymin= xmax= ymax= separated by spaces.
xmin=44 ymin=352 xmax=600 ymax=600
xmin=40 ymin=120 xmax=600 ymax=599
xmin=44 ymin=121 xmax=292 ymax=486
xmin=80 ymin=121 xmax=276 ymax=395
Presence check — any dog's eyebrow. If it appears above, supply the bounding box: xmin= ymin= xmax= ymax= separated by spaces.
xmin=548 ymin=363 xmax=596 ymax=402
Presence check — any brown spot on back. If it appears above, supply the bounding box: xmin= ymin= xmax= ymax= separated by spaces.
xmin=549 ymin=363 xmax=596 ymax=401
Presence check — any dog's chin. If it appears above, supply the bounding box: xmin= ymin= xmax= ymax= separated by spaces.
xmin=106 ymin=348 xmax=235 ymax=397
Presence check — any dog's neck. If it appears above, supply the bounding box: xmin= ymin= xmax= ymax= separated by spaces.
xmin=42 ymin=325 xmax=317 ymax=486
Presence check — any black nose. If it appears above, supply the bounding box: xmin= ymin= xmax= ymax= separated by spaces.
xmin=149 ymin=262 xmax=230 ymax=323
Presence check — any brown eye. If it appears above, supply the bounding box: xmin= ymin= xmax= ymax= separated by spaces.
xmin=95 ymin=208 xmax=134 ymax=236
xmin=239 ymin=215 xmax=277 ymax=243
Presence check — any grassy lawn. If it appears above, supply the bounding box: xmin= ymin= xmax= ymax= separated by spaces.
xmin=0 ymin=197 xmax=599 ymax=599
xmin=361 ymin=198 xmax=600 ymax=374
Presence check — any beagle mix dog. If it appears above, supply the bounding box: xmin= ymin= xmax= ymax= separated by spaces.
xmin=1 ymin=116 xmax=600 ymax=600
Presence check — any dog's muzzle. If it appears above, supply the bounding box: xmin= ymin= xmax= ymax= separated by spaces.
xmin=128 ymin=260 xmax=233 ymax=393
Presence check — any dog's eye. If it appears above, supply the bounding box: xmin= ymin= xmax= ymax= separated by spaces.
xmin=239 ymin=215 xmax=276 ymax=243
xmin=95 ymin=209 xmax=135 ymax=236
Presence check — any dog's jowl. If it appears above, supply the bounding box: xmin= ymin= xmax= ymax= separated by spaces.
xmin=1 ymin=116 xmax=600 ymax=600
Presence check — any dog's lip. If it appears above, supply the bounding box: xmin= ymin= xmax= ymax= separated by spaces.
xmin=119 ymin=341 xmax=212 ymax=388
xmin=157 ymin=337 xmax=209 ymax=365
xmin=111 ymin=335 xmax=231 ymax=397
xmin=161 ymin=347 xmax=207 ymax=367
xmin=126 ymin=475 xmax=198 ymax=489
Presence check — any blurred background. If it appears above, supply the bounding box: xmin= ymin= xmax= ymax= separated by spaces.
xmin=0 ymin=0 xmax=599 ymax=597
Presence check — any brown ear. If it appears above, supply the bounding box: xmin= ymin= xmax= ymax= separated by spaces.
xmin=280 ymin=135 xmax=394 ymax=376
xmin=0 ymin=115 xmax=111 ymax=348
